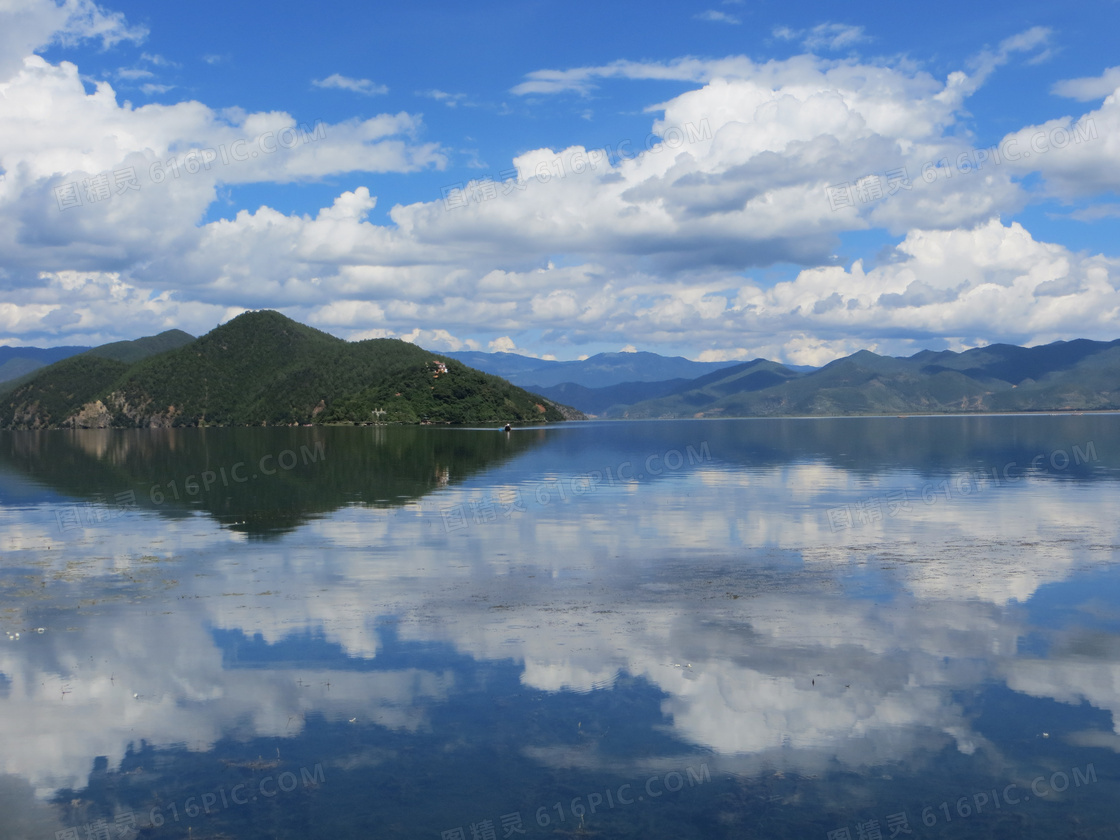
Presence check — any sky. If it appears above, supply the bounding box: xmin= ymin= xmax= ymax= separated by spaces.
xmin=0 ymin=0 xmax=1118 ymax=365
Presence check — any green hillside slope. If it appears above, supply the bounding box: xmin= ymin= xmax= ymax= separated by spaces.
xmin=2 ymin=311 xmax=569 ymax=428
xmin=87 ymin=329 xmax=196 ymax=364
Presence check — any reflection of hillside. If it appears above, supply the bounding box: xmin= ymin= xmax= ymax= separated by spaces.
xmin=0 ymin=427 xmax=544 ymax=536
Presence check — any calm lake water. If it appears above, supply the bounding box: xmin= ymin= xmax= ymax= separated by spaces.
xmin=2 ymin=416 xmax=1120 ymax=839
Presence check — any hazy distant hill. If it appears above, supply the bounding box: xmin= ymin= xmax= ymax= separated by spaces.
xmin=524 ymin=359 xmax=806 ymax=416
xmin=86 ymin=329 xmax=196 ymax=364
xmin=2 ymin=312 xmax=571 ymax=429
xmin=445 ymin=349 xmax=744 ymax=389
xmin=526 ymin=378 xmax=694 ymax=416
xmin=622 ymin=339 xmax=1120 ymax=418
xmin=0 ymin=330 xmax=196 ymax=392
xmin=442 ymin=351 xmax=562 ymax=382
xmin=0 ymin=344 xmax=89 ymax=384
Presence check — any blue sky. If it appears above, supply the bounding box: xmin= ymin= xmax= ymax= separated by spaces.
xmin=1 ymin=0 xmax=1118 ymax=364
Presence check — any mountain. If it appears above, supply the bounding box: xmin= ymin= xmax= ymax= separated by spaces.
xmin=1 ymin=426 xmax=547 ymax=537
xmin=621 ymin=339 xmax=1120 ymax=418
xmin=0 ymin=344 xmax=90 ymax=384
xmin=441 ymin=351 xmax=562 ymax=382
xmin=85 ymin=329 xmax=196 ymax=364
xmin=1 ymin=312 xmax=572 ymax=429
xmin=524 ymin=359 xmax=806 ymax=416
xmin=525 ymin=378 xmax=694 ymax=416
xmin=444 ymin=350 xmax=744 ymax=389
xmin=0 ymin=330 xmax=196 ymax=392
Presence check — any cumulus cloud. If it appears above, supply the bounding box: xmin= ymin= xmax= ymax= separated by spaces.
xmin=0 ymin=54 xmax=445 ymax=291
xmin=1 ymin=14 xmax=1117 ymax=361
xmin=996 ymin=91 xmax=1120 ymax=198
xmin=312 ymin=73 xmax=389 ymax=96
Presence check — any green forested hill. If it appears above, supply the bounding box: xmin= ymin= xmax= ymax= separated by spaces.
xmin=3 ymin=354 xmax=131 ymax=428
xmin=1 ymin=311 xmax=569 ymax=429
xmin=86 ymin=329 xmax=196 ymax=364
xmin=0 ymin=329 xmax=195 ymax=395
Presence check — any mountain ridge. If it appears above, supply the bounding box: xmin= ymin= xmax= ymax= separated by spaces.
xmin=620 ymin=338 xmax=1120 ymax=418
xmin=444 ymin=349 xmax=748 ymax=388
xmin=4 ymin=324 xmax=1117 ymax=422
xmin=1 ymin=312 xmax=572 ymax=429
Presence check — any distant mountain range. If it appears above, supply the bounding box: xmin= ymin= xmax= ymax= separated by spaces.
xmin=0 ymin=344 xmax=94 ymax=385
xmin=0 ymin=312 xmax=570 ymax=429
xmin=453 ymin=340 xmax=1120 ymax=417
xmin=444 ymin=350 xmax=751 ymax=388
xmin=618 ymin=340 xmax=1120 ymax=418
xmin=0 ymin=331 xmax=199 ymax=386
xmin=4 ymin=325 xmax=1117 ymax=424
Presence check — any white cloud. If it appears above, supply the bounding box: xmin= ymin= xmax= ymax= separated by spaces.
xmin=963 ymin=26 xmax=1053 ymax=93
xmin=510 ymin=56 xmax=724 ymax=96
xmin=695 ymin=10 xmax=739 ymax=25
xmin=997 ymin=93 xmax=1120 ymax=197
xmin=138 ymin=51 xmax=174 ymax=67
xmin=0 ymin=0 xmax=147 ymax=80
xmin=773 ymin=23 xmax=868 ymax=52
xmin=1052 ymin=65 xmax=1120 ymax=101
xmin=1069 ymin=203 xmax=1120 ymax=222
xmin=418 ymin=89 xmax=468 ymax=107
xmin=113 ymin=66 xmax=151 ymax=80
xmin=1 ymin=30 xmax=1117 ymax=360
xmin=312 ymin=73 xmax=389 ymax=96
xmin=805 ymin=23 xmax=867 ymax=51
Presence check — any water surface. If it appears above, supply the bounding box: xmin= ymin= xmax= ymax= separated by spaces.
xmin=2 ymin=416 xmax=1119 ymax=838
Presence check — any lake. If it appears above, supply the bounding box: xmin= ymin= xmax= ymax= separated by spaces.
xmin=2 ymin=416 xmax=1119 ymax=839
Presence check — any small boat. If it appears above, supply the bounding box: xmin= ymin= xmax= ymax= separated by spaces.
xmin=503 ymin=423 xmax=512 ymax=432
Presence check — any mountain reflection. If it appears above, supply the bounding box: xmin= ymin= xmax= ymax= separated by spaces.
xmin=0 ymin=426 xmax=546 ymax=536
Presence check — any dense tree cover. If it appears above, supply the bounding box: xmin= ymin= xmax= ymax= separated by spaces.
xmin=1 ymin=425 xmax=544 ymax=536
xmin=86 ymin=329 xmax=195 ymax=364
xmin=1 ymin=311 xmax=567 ymax=428
xmin=1 ymin=355 xmax=129 ymax=428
